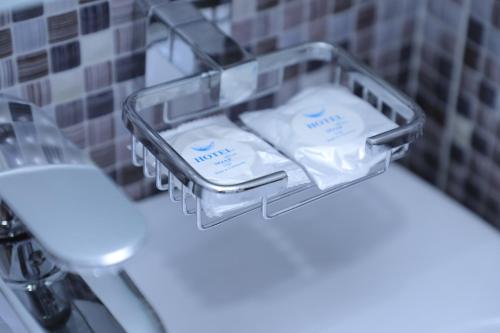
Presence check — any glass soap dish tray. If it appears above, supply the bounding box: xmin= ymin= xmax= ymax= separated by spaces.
xmin=123 ymin=42 xmax=425 ymax=230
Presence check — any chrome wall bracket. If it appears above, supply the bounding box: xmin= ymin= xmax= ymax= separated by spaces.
xmin=143 ymin=0 xmax=258 ymax=122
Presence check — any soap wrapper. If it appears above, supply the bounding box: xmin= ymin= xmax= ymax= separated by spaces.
xmin=240 ymin=85 xmax=398 ymax=190
xmin=157 ymin=115 xmax=310 ymax=217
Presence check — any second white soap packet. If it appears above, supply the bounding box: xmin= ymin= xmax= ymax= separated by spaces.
xmin=159 ymin=115 xmax=310 ymax=217
xmin=240 ymin=85 xmax=398 ymax=190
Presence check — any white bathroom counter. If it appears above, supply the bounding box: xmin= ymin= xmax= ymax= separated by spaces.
xmin=127 ymin=165 xmax=500 ymax=333
xmin=2 ymin=165 xmax=499 ymax=332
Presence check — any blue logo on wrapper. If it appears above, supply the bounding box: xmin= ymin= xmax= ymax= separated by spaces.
xmin=190 ymin=141 xmax=234 ymax=164
xmin=303 ymin=109 xmax=326 ymax=118
xmin=191 ymin=141 xmax=215 ymax=152
xmin=182 ymin=138 xmax=256 ymax=183
xmin=292 ymin=104 xmax=364 ymax=145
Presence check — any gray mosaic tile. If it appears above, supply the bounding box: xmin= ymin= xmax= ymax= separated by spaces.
xmin=90 ymin=140 xmax=116 ymax=168
xmin=86 ymin=114 xmax=115 ymax=146
xmin=256 ymin=0 xmax=279 ymax=12
xmin=0 ymin=11 xmax=11 ymax=27
xmin=231 ymin=0 xmax=256 ymax=21
xmin=20 ymin=78 xmax=52 ymax=107
xmin=84 ymin=61 xmax=112 ymax=92
xmin=86 ymin=89 xmax=114 ymax=119
xmin=16 ymin=50 xmax=48 ymax=83
xmin=0 ymin=29 xmax=13 ymax=59
xmin=12 ymin=18 xmax=47 ymax=54
xmin=47 ymin=10 xmax=79 ymax=43
xmin=493 ymin=1 xmax=500 ymax=29
xmin=308 ymin=17 xmax=327 ymax=41
xmin=50 ymin=67 xmax=85 ymax=103
xmin=61 ymin=123 xmax=86 ymax=149
xmin=12 ymin=3 xmax=44 ymax=22
xmin=356 ymin=3 xmax=376 ymax=31
xmin=309 ymin=0 xmax=328 ymax=20
xmin=332 ymin=0 xmax=352 ymax=14
xmin=80 ymin=1 xmax=110 ymax=35
xmin=283 ymin=1 xmax=306 ymax=30
xmin=110 ymin=0 xmax=146 ymax=26
xmin=0 ymin=58 xmax=15 ymax=89
xmin=114 ymin=51 xmax=145 ymax=82
xmin=80 ymin=29 xmax=114 ymax=64
xmin=485 ymin=56 xmax=500 ymax=86
xmin=478 ymin=80 xmax=497 ymax=108
xmin=55 ymin=98 xmax=84 ymax=128
xmin=231 ymin=18 xmax=254 ymax=45
xmin=253 ymin=8 xmax=281 ymax=39
xmin=113 ymin=19 xmax=146 ymax=54
xmin=470 ymin=0 xmax=494 ymax=21
xmin=44 ymin=0 xmax=79 ymax=16
xmin=50 ymin=41 xmax=81 ymax=73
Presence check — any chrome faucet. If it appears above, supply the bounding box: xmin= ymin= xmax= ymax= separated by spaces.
xmin=0 ymin=95 xmax=166 ymax=333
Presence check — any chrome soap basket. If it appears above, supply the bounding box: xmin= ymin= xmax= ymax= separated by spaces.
xmin=123 ymin=40 xmax=425 ymax=230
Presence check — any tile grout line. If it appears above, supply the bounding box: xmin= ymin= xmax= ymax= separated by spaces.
xmin=437 ymin=0 xmax=472 ymax=189
xmin=407 ymin=0 xmax=427 ymax=98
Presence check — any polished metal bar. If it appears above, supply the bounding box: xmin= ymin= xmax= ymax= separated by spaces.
xmin=143 ymin=149 xmax=155 ymax=178
xmin=181 ymin=187 xmax=196 ymax=215
xmin=123 ymin=41 xmax=425 ymax=228
xmin=168 ymin=173 xmax=181 ymax=202
xmin=131 ymin=136 xmax=144 ymax=167
xmin=155 ymin=161 xmax=169 ymax=191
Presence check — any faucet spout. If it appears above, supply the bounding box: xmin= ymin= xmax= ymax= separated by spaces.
xmin=0 ymin=200 xmax=166 ymax=333
xmin=0 ymin=96 xmax=167 ymax=333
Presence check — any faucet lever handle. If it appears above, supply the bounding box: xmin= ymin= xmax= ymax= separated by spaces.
xmin=0 ymin=97 xmax=146 ymax=271
xmin=0 ymin=165 xmax=146 ymax=270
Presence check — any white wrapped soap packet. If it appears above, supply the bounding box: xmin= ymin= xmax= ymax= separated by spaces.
xmin=159 ymin=115 xmax=310 ymax=217
xmin=240 ymin=85 xmax=397 ymax=190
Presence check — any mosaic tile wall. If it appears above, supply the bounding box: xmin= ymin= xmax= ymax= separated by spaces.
xmin=0 ymin=0 xmax=150 ymax=197
xmin=403 ymin=0 xmax=500 ymax=226
xmin=0 ymin=0 xmax=498 ymax=226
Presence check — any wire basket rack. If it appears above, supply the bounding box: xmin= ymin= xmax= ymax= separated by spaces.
xmin=123 ymin=42 xmax=425 ymax=230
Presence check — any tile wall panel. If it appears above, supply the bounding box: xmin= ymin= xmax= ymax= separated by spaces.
xmin=404 ymin=0 xmax=500 ymax=227
xmin=0 ymin=0 xmax=498 ymax=228
xmin=0 ymin=0 xmax=426 ymax=202
xmin=0 ymin=0 xmax=150 ymax=199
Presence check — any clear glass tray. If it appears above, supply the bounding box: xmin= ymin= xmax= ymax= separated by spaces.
xmin=123 ymin=42 xmax=425 ymax=230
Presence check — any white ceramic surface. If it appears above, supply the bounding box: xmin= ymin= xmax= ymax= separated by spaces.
xmin=0 ymin=287 xmax=24 ymax=333
xmin=2 ymin=166 xmax=499 ymax=333
xmin=126 ymin=165 xmax=500 ymax=333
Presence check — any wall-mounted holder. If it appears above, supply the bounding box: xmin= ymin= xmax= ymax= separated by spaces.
xmin=124 ymin=3 xmax=425 ymax=230
xmin=124 ymin=42 xmax=425 ymax=230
